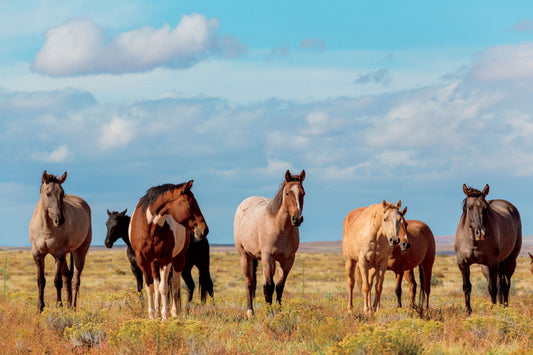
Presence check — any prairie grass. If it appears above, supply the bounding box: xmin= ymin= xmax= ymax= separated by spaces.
xmin=0 ymin=248 xmax=532 ymax=354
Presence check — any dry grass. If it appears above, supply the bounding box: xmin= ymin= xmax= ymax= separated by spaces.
xmin=0 ymin=248 xmax=532 ymax=354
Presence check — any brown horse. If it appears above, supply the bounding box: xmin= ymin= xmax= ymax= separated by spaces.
xmin=129 ymin=181 xmax=208 ymax=319
xmin=29 ymin=171 xmax=92 ymax=312
xmin=455 ymin=184 xmax=522 ymax=315
xmin=343 ymin=200 xmax=407 ymax=314
xmin=529 ymin=253 xmax=533 ymax=276
xmin=388 ymin=218 xmax=435 ymax=310
xmin=234 ymin=170 xmax=305 ymax=318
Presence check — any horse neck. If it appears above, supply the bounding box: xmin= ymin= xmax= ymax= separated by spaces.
xmin=272 ymin=203 xmax=293 ymax=232
xmin=120 ymin=216 xmax=132 ymax=248
xmin=35 ymin=195 xmax=53 ymax=228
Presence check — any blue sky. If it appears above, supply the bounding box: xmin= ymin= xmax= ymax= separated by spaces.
xmin=2 ymin=1 xmax=533 ymax=247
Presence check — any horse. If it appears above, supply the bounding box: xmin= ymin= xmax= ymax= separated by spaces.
xmin=182 ymin=237 xmax=214 ymax=303
xmin=343 ymin=200 xmax=407 ymax=314
xmin=234 ymin=170 xmax=306 ymax=318
xmin=104 ymin=209 xmax=144 ymax=293
xmin=529 ymin=253 xmax=533 ymax=276
xmin=455 ymin=184 xmax=522 ymax=315
xmin=106 ymin=209 xmax=213 ymax=303
xmin=29 ymin=171 xmax=92 ymax=312
xmin=129 ymin=181 xmax=209 ymax=320
xmin=388 ymin=217 xmax=435 ymax=310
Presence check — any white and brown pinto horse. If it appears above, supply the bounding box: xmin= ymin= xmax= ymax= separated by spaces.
xmin=455 ymin=184 xmax=521 ymax=315
xmin=129 ymin=181 xmax=208 ymax=320
xmin=29 ymin=171 xmax=92 ymax=312
xmin=343 ymin=200 xmax=406 ymax=315
xmin=234 ymin=170 xmax=305 ymax=318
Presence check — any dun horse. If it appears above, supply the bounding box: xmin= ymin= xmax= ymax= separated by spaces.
xmin=388 ymin=217 xmax=435 ymax=310
xmin=343 ymin=200 xmax=407 ymax=314
xmin=129 ymin=181 xmax=208 ymax=319
xmin=29 ymin=171 xmax=92 ymax=312
xmin=105 ymin=209 xmax=143 ymax=293
xmin=455 ymin=184 xmax=522 ymax=314
xmin=234 ymin=170 xmax=306 ymax=317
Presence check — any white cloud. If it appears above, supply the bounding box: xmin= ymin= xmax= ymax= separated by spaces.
xmin=32 ymin=14 xmax=244 ymax=76
xmin=471 ymin=42 xmax=533 ymax=81
xmin=99 ymin=117 xmax=135 ymax=149
xmin=33 ymin=145 xmax=70 ymax=163
xmin=302 ymin=112 xmax=329 ymax=136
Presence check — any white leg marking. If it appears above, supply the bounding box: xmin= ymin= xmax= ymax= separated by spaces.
xmin=145 ymin=283 xmax=155 ymax=319
xmin=159 ymin=264 xmax=171 ymax=320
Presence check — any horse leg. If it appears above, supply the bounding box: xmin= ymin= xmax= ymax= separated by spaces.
xmin=405 ymin=269 xmax=417 ymax=308
xmin=276 ymin=255 xmax=295 ymax=305
xmin=138 ymin=256 xmax=156 ymax=319
xmin=239 ymin=254 xmax=255 ymax=318
xmin=345 ymin=258 xmax=356 ymax=312
xmin=500 ymin=257 xmax=516 ymax=307
xmin=170 ymin=268 xmax=182 ymax=317
xmin=152 ymin=261 xmax=162 ymax=316
xmin=261 ymin=254 xmax=276 ymax=306
xmin=198 ymin=262 xmax=214 ymax=303
xmin=33 ymin=253 xmax=46 ymax=312
xmin=373 ymin=260 xmax=388 ymax=312
xmin=359 ymin=258 xmax=371 ymax=314
xmin=394 ymin=271 xmax=404 ymax=308
xmin=64 ymin=254 xmax=73 ymax=307
xmin=458 ymin=261 xmax=472 ymax=315
xmin=127 ymin=247 xmax=144 ymax=294
xmin=181 ymin=263 xmax=195 ymax=303
xmin=421 ymin=263 xmax=432 ymax=310
xmin=53 ymin=254 xmax=67 ymax=307
xmin=158 ymin=264 xmax=172 ymax=320
xmin=481 ymin=264 xmax=498 ymax=305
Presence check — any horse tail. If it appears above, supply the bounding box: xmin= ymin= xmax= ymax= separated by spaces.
xmin=418 ymin=265 xmax=424 ymax=306
xmin=252 ymin=259 xmax=258 ymax=299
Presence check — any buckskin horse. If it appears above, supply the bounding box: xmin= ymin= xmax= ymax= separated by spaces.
xmin=234 ymin=170 xmax=306 ymax=318
xmin=29 ymin=171 xmax=92 ymax=312
xmin=455 ymin=184 xmax=522 ymax=315
xmin=129 ymin=181 xmax=208 ymax=319
xmin=343 ymin=200 xmax=407 ymax=315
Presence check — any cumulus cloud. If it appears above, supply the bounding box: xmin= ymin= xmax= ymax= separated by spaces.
xmin=33 ymin=145 xmax=70 ymax=163
xmin=471 ymin=42 xmax=533 ymax=81
xmin=99 ymin=117 xmax=135 ymax=149
xmin=299 ymin=38 xmax=326 ymax=51
xmin=32 ymin=14 xmax=244 ymax=76
xmin=353 ymin=68 xmax=392 ymax=86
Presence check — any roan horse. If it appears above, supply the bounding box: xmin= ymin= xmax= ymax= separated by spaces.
xmin=343 ymin=200 xmax=407 ymax=314
xmin=29 ymin=171 xmax=92 ymax=312
xmin=129 ymin=181 xmax=209 ymax=319
xmin=455 ymin=184 xmax=522 ymax=315
xmin=234 ymin=170 xmax=306 ymax=317
xmin=106 ymin=209 xmax=213 ymax=303
xmin=388 ymin=217 xmax=435 ymax=310
xmin=104 ymin=209 xmax=143 ymax=293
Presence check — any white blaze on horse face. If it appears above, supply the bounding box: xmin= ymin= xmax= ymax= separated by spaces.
xmin=167 ymin=216 xmax=187 ymax=258
xmin=289 ymin=185 xmax=303 ymax=215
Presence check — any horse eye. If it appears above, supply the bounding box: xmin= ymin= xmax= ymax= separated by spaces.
xmin=286 ymin=192 xmax=289 ymax=196
xmin=46 ymin=193 xmax=51 ymax=197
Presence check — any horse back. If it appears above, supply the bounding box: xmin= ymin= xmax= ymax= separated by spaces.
xmin=342 ymin=206 xmax=380 ymax=260
xmin=234 ymin=196 xmax=269 ymax=258
xmin=488 ymin=199 xmax=522 ymax=260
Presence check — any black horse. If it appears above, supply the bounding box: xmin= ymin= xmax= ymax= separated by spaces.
xmin=105 ymin=209 xmax=214 ymax=303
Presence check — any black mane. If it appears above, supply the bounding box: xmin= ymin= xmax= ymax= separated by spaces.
xmin=267 ymin=181 xmax=286 ymax=216
xmin=138 ymin=183 xmax=186 ymax=212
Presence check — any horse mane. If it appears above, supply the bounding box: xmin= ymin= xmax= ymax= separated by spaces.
xmin=267 ymin=181 xmax=286 ymax=216
xmin=139 ymin=183 xmax=187 ymax=212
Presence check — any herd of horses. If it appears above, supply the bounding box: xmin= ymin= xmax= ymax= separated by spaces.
xmin=29 ymin=170 xmax=526 ymax=319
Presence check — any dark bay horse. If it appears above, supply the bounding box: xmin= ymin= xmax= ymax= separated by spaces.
xmin=234 ymin=170 xmax=306 ymax=318
xmin=388 ymin=218 xmax=435 ymax=310
xmin=455 ymin=184 xmax=522 ymax=315
xmin=105 ymin=209 xmax=213 ymax=303
xmin=104 ymin=209 xmax=143 ymax=293
xmin=129 ymin=181 xmax=208 ymax=319
xmin=343 ymin=201 xmax=407 ymax=314
xmin=182 ymin=237 xmax=214 ymax=303
xmin=29 ymin=171 xmax=92 ymax=312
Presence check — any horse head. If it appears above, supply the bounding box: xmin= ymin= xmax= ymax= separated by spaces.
xmin=105 ymin=209 xmax=127 ymax=248
xmin=462 ymin=184 xmax=489 ymax=241
xmin=398 ymin=213 xmax=411 ymax=251
xmin=381 ymin=200 xmax=407 ymax=247
xmin=283 ymin=170 xmax=306 ymax=227
xmin=168 ymin=180 xmax=209 ymax=240
xmin=40 ymin=170 xmax=67 ymax=227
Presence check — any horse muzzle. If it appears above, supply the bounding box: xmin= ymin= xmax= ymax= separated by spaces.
xmin=473 ymin=228 xmax=486 ymax=241
xmin=194 ymin=225 xmax=209 ymax=240
xmin=400 ymin=241 xmax=411 ymax=251
xmin=53 ymin=215 xmax=65 ymax=227
xmin=388 ymin=236 xmax=400 ymax=247
xmin=291 ymin=215 xmax=304 ymax=227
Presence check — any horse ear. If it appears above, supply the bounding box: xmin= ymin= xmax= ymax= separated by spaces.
xmin=396 ymin=200 xmax=401 ymax=209
xmin=58 ymin=172 xmax=67 ymax=184
xmin=184 ymin=180 xmax=194 ymax=193
xmin=482 ymin=184 xmax=489 ymax=197
xmin=119 ymin=209 xmax=127 ymax=216
xmin=463 ymin=184 xmax=469 ymax=196
xmin=382 ymin=200 xmax=387 ymax=208
xmin=107 ymin=209 xmax=111 ymax=216
xmin=400 ymin=207 xmax=407 ymax=216
xmin=299 ymin=170 xmax=306 ymax=182
xmin=42 ymin=170 xmax=49 ymax=183
xmin=285 ymin=170 xmax=292 ymax=182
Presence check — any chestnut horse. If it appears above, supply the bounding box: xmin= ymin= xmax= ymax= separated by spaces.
xmin=388 ymin=218 xmax=435 ymax=310
xmin=455 ymin=184 xmax=522 ymax=315
xmin=343 ymin=200 xmax=407 ymax=314
xmin=129 ymin=181 xmax=208 ymax=319
xmin=29 ymin=171 xmax=92 ymax=312
xmin=529 ymin=253 xmax=533 ymax=276
xmin=234 ymin=170 xmax=305 ymax=317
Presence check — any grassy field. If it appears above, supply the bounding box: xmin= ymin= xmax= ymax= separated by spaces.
xmin=0 ymin=247 xmax=532 ymax=354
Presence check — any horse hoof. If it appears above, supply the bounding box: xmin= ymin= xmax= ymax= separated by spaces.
xmin=246 ymin=309 xmax=254 ymax=319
